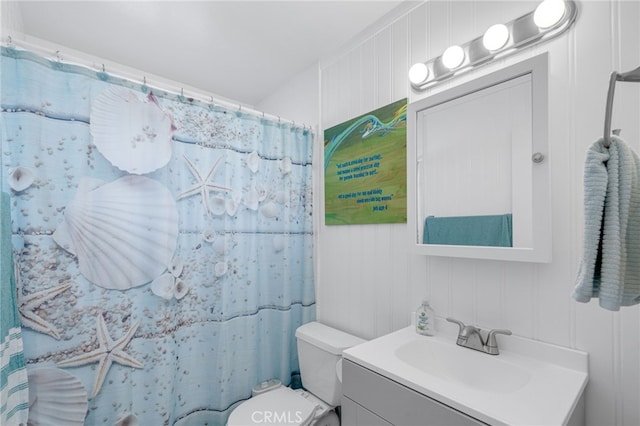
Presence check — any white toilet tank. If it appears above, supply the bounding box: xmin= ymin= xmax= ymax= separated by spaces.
xmin=295 ymin=322 xmax=365 ymax=406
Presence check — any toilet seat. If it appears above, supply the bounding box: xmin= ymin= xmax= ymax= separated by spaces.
xmin=227 ymin=387 xmax=319 ymax=426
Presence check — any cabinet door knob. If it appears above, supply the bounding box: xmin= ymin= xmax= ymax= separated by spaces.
xmin=532 ymin=152 xmax=545 ymax=163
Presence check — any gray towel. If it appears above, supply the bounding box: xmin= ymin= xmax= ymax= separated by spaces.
xmin=573 ymin=136 xmax=640 ymax=310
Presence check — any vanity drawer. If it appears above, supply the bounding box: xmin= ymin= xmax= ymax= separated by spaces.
xmin=342 ymin=359 xmax=486 ymax=426
xmin=342 ymin=396 xmax=392 ymax=426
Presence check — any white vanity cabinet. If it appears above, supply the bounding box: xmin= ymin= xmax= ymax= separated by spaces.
xmin=341 ymin=325 xmax=588 ymax=426
xmin=342 ymin=360 xmax=485 ymax=426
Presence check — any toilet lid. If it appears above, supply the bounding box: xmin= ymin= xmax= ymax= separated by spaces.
xmin=227 ymin=387 xmax=318 ymax=426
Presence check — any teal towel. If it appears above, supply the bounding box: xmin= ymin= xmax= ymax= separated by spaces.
xmin=0 ymin=192 xmax=29 ymax=425
xmin=573 ymin=137 xmax=640 ymax=310
xmin=423 ymin=214 xmax=512 ymax=247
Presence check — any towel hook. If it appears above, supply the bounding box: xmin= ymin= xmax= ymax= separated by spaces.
xmin=603 ymin=66 xmax=640 ymax=147
xmin=604 ymin=72 xmax=619 ymax=148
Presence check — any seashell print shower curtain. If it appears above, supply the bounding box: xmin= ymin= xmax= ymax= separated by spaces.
xmin=0 ymin=47 xmax=315 ymax=425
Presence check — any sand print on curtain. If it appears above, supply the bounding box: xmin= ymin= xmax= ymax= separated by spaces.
xmin=1 ymin=47 xmax=315 ymax=425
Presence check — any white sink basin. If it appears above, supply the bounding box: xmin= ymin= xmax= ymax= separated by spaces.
xmin=343 ymin=322 xmax=588 ymax=426
xmin=394 ymin=338 xmax=531 ymax=393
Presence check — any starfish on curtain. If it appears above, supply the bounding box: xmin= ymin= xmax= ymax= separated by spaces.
xmin=177 ymin=155 xmax=231 ymax=215
xmin=57 ymin=313 xmax=143 ymax=399
xmin=18 ymin=279 xmax=72 ymax=340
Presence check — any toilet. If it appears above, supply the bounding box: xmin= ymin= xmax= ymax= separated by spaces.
xmin=227 ymin=322 xmax=365 ymax=426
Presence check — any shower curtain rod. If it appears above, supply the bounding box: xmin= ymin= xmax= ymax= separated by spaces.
xmin=2 ymin=34 xmax=312 ymax=131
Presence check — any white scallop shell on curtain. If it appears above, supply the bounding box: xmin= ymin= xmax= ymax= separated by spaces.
xmin=8 ymin=166 xmax=35 ymax=192
xmin=150 ymin=273 xmax=175 ymax=300
xmin=247 ymin=151 xmax=260 ymax=173
xmin=90 ymin=87 xmax=175 ymax=174
xmin=115 ymin=413 xmax=139 ymax=426
xmin=27 ymin=368 xmax=89 ymax=426
xmin=53 ymin=175 xmax=179 ymax=290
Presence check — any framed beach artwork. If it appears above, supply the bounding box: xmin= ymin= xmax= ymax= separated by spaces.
xmin=324 ymin=98 xmax=407 ymax=225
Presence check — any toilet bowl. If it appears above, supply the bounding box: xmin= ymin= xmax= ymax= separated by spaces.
xmin=227 ymin=387 xmax=339 ymax=426
xmin=227 ymin=322 xmax=365 ymax=426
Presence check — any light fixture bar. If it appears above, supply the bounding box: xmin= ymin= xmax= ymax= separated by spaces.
xmin=410 ymin=0 xmax=577 ymax=90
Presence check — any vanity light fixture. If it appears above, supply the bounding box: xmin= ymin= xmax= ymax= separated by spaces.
xmin=442 ymin=45 xmax=465 ymax=69
xmin=409 ymin=62 xmax=430 ymax=85
xmin=409 ymin=0 xmax=577 ymax=90
xmin=482 ymin=24 xmax=510 ymax=51
xmin=534 ymin=0 xmax=567 ymax=28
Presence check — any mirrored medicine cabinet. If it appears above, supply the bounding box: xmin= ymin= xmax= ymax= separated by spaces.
xmin=407 ymin=53 xmax=551 ymax=262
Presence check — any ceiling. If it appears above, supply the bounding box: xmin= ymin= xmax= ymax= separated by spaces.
xmin=13 ymin=1 xmax=408 ymax=106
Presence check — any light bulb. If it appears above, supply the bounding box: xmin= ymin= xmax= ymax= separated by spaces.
xmin=482 ymin=24 xmax=510 ymax=51
xmin=409 ymin=63 xmax=429 ymax=85
xmin=534 ymin=0 xmax=566 ymax=29
xmin=442 ymin=45 xmax=465 ymax=69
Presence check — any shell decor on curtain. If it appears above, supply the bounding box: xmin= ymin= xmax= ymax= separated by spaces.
xmin=1 ymin=47 xmax=315 ymax=425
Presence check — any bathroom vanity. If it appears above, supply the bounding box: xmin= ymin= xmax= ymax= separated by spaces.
xmin=342 ymin=323 xmax=588 ymax=426
xmin=343 ymin=359 xmax=483 ymax=425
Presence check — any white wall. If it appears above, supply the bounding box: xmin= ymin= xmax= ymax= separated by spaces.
xmin=1 ymin=1 xmax=24 ymax=37
xmin=307 ymin=1 xmax=640 ymax=425
xmin=256 ymin=63 xmax=320 ymax=130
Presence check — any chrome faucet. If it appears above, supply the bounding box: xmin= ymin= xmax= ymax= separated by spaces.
xmin=446 ymin=318 xmax=512 ymax=355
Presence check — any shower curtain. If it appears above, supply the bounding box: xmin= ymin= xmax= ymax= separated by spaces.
xmin=0 ymin=47 xmax=315 ymax=425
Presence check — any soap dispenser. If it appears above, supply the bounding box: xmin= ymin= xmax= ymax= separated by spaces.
xmin=416 ymin=299 xmax=435 ymax=336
